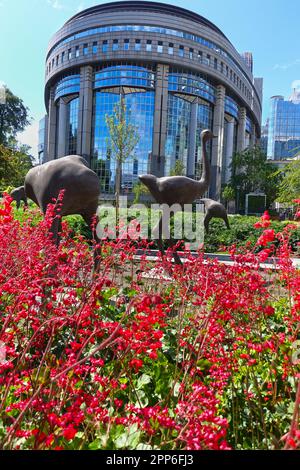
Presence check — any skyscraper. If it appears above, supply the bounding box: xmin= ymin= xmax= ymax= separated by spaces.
xmin=267 ymin=83 xmax=300 ymax=160
xmin=241 ymin=52 xmax=253 ymax=73
xmin=43 ymin=1 xmax=262 ymax=199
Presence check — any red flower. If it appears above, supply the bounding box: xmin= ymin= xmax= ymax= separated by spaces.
xmin=63 ymin=426 xmax=77 ymax=441
xmin=257 ymin=229 xmax=275 ymax=246
xmin=129 ymin=358 xmax=143 ymax=372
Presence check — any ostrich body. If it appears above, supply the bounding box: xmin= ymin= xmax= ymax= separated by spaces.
xmin=139 ymin=129 xmax=214 ymax=207
xmin=200 ymin=198 xmax=230 ymax=234
xmin=24 ymin=155 xmax=101 ymax=268
xmin=138 ymin=129 xmax=215 ymax=263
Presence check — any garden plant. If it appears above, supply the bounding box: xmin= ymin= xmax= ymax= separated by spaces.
xmin=0 ymin=195 xmax=299 ymax=450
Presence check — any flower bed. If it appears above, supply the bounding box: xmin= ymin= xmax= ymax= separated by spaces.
xmin=0 ymin=196 xmax=299 ymax=450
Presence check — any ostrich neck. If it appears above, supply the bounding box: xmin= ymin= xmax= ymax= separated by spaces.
xmin=199 ymin=140 xmax=210 ymax=187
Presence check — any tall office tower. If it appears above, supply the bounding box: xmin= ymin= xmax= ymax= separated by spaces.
xmin=43 ymin=1 xmax=262 ymax=199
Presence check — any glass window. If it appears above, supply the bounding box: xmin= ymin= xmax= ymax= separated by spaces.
xmin=157 ymin=41 xmax=163 ymax=53
xmin=56 ymin=55 xmax=59 ymax=66
xmin=48 ymin=23 xmax=255 ymax=99
xmin=61 ymin=51 xmax=65 ymax=63
xmin=75 ymin=45 xmax=80 ymax=58
xmin=168 ymin=43 xmax=174 ymax=55
xmin=54 ymin=74 xmax=80 ymax=101
xmin=92 ymin=41 xmax=98 ymax=54
xmin=83 ymin=43 xmax=88 ymax=55
xmin=214 ymin=58 xmax=218 ymax=70
xmin=68 ymin=49 xmax=72 ymax=60
xmin=146 ymin=40 xmax=152 ymax=52
xmin=124 ymin=39 xmax=130 ymax=50
xmin=91 ymin=87 xmax=155 ymax=194
xmin=189 ymin=48 xmax=193 ymax=59
xmin=102 ymin=40 xmax=108 ymax=53
xmin=179 ymin=45 xmax=184 ymax=57
xmin=198 ymin=51 xmax=202 ymax=62
xmin=220 ymin=62 xmax=224 ymax=73
xmin=135 ymin=39 xmax=141 ymax=51
xmin=113 ymin=39 xmax=119 ymax=51
xmin=67 ymin=97 xmax=79 ymax=154
xmin=52 ymin=58 xmax=55 ymax=68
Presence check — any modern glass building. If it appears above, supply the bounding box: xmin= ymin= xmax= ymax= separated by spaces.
xmin=43 ymin=1 xmax=262 ymax=199
xmin=267 ymin=89 xmax=300 ymax=161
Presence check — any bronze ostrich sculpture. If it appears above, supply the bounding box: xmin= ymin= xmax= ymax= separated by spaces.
xmin=139 ymin=129 xmax=215 ymax=264
xmin=24 ymin=155 xmax=101 ymax=268
xmin=10 ymin=186 xmax=28 ymax=209
xmin=200 ymin=198 xmax=230 ymax=234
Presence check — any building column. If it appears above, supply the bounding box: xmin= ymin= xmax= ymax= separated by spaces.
xmin=250 ymin=123 xmax=256 ymax=148
xmin=224 ymin=118 xmax=235 ymax=184
xmin=151 ymin=64 xmax=169 ymax=176
xmin=187 ymin=101 xmax=198 ymax=177
xmin=57 ymin=97 xmax=68 ymax=158
xmin=237 ymin=107 xmax=247 ymax=152
xmin=77 ymin=65 xmax=93 ymax=165
xmin=47 ymin=89 xmax=57 ymax=161
xmin=210 ymin=85 xmax=226 ymax=200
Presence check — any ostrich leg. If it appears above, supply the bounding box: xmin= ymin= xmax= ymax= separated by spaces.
xmin=160 ymin=207 xmax=182 ymax=265
xmin=82 ymin=207 xmax=101 ymax=271
xmin=204 ymin=213 xmax=212 ymax=234
xmin=49 ymin=216 xmax=62 ymax=246
xmin=157 ymin=215 xmax=165 ymax=257
xmin=223 ymin=214 xmax=230 ymax=229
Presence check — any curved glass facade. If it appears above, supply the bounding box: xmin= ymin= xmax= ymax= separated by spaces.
xmin=91 ymin=90 xmax=154 ymax=193
xmin=225 ymin=96 xmax=239 ymax=119
xmin=246 ymin=116 xmax=252 ymax=134
xmin=68 ymin=97 xmax=79 ymax=154
xmin=168 ymin=70 xmax=216 ymax=104
xmin=44 ymin=3 xmax=261 ymax=200
xmin=54 ymin=75 xmax=80 ymax=101
xmin=48 ymin=24 xmax=252 ymax=88
xmin=165 ymin=94 xmax=213 ymax=176
xmin=94 ymin=64 xmax=155 ymax=90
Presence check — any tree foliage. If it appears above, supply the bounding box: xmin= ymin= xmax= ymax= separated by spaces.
xmin=0 ymin=143 xmax=33 ymax=191
xmin=230 ymin=146 xmax=280 ymax=210
xmin=222 ymin=185 xmax=235 ymax=203
xmin=0 ymin=87 xmax=30 ymax=145
xmin=105 ymin=97 xmax=139 ymax=221
xmin=275 ymin=159 xmax=300 ymax=204
xmin=170 ymin=160 xmax=185 ymax=176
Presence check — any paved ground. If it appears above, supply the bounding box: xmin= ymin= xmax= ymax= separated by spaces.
xmin=135 ymin=249 xmax=300 ymax=270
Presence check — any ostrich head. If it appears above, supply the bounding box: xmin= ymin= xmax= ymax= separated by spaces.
xmin=201 ymin=129 xmax=216 ymax=143
xmin=138 ymin=174 xmax=157 ymax=191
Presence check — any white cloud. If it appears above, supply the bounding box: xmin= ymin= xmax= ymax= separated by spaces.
xmin=47 ymin=0 xmax=64 ymax=10
xmin=273 ymin=59 xmax=300 ymax=71
xmin=17 ymin=120 xmax=39 ymax=161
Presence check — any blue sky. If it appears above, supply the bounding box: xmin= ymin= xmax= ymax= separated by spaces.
xmin=0 ymin=0 xmax=299 ymax=156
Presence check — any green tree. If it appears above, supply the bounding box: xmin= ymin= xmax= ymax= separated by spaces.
xmin=222 ymin=185 xmax=235 ymax=209
xmin=132 ymin=181 xmax=150 ymax=204
xmin=0 ymin=87 xmax=31 ymax=145
xmin=105 ymin=97 xmax=139 ymax=224
xmin=276 ymin=159 xmax=300 ymax=203
xmin=0 ymin=144 xmax=33 ymax=191
xmin=170 ymin=160 xmax=185 ymax=176
xmin=230 ymin=146 xmax=279 ymax=212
